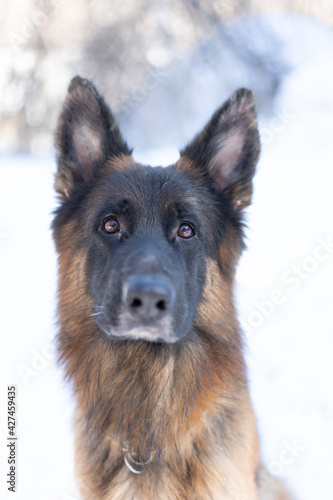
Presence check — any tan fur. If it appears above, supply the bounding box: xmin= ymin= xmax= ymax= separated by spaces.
xmin=53 ymin=93 xmax=292 ymax=497
xmin=105 ymin=154 xmax=137 ymax=173
xmin=55 ymin=240 xmax=291 ymax=499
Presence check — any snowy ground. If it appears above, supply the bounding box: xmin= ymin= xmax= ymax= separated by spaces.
xmin=1 ymin=15 xmax=333 ymax=500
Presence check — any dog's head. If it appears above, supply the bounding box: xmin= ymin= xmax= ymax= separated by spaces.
xmin=52 ymin=76 xmax=260 ymax=344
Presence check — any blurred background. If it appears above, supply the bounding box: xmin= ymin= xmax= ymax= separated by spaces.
xmin=1 ymin=0 xmax=333 ymax=155
xmin=1 ymin=1 xmax=333 ymax=499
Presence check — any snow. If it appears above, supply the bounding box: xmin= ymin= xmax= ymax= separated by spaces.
xmin=1 ymin=14 xmax=333 ymax=500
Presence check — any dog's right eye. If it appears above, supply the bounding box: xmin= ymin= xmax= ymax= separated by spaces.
xmin=177 ymin=223 xmax=195 ymax=239
xmin=102 ymin=217 xmax=120 ymax=234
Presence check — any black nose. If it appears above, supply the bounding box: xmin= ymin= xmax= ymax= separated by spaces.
xmin=123 ymin=275 xmax=175 ymax=320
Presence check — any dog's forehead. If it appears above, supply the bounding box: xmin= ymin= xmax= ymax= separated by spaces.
xmin=95 ymin=163 xmax=202 ymax=211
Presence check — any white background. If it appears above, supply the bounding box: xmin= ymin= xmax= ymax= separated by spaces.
xmin=1 ymin=15 xmax=333 ymax=500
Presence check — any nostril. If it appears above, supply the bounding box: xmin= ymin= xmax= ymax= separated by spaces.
xmin=156 ymin=300 xmax=166 ymax=311
xmin=130 ymin=298 xmax=142 ymax=309
xmin=123 ymin=275 xmax=175 ymax=319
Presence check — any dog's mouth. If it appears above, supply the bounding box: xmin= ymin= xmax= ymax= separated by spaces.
xmin=109 ymin=326 xmax=178 ymax=343
xmin=95 ymin=273 xmax=188 ymax=343
xmin=98 ymin=319 xmax=179 ymax=344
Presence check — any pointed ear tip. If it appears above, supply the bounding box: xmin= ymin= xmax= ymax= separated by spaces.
xmin=68 ymin=75 xmax=94 ymax=93
xmin=234 ymin=88 xmax=255 ymax=101
xmin=68 ymin=75 xmax=84 ymax=92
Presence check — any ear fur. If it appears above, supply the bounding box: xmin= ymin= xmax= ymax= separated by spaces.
xmin=180 ymin=89 xmax=260 ymax=209
xmin=55 ymin=76 xmax=131 ymax=198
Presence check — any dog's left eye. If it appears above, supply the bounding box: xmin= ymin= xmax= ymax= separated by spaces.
xmin=177 ymin=223 xmax=195 ymax=239
xmin=102 ymin=217 xmax=120 ymax=234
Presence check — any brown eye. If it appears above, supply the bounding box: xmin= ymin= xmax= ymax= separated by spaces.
xmin=102 ymin=217 xmax=120 ymax=234
xmin=177 ymin=223 xmax=195 ymax=239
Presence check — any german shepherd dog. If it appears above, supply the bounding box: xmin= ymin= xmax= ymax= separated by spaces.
xmin=52 ymin=76 xmax=291 ymax=500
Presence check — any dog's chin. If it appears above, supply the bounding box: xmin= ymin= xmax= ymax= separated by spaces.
xmin=114 ymin=326 xmax=179 ymax=343
xmin=98 ymin=317 xmax=180 ymax=343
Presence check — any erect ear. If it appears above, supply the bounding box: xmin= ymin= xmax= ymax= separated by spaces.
xmin=55 ymin=76 xmax=131 ymax=198
xmin=180 ymin=88 xmax=260 ymax=209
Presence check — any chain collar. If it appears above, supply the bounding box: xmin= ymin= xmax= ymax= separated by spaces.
xmin=122 ymin=448 xmax=155 ymax=475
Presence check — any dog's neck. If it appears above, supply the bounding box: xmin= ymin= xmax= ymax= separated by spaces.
xmin=65 ymin=320 xmax=246 ymax=475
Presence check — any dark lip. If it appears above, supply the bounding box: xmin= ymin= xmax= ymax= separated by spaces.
xmin=98 ymin=313 xmax=170 ymax=329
